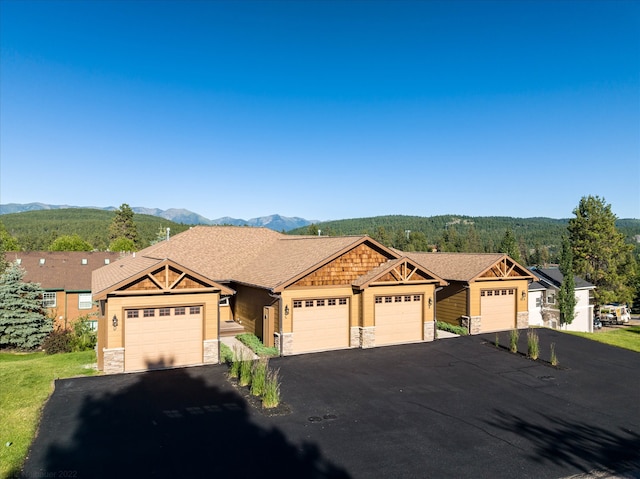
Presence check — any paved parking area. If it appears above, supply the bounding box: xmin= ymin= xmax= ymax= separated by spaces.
xmin=22 ymin=329 xmax=640 ymax=478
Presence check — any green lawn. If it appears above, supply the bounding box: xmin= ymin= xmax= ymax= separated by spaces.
xmin=566 ymin=325 xmax=640 ymax=353
xmin=0 ymin=350 xmax=99 ymax=478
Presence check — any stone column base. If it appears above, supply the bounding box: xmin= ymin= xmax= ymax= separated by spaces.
xmin=517 ymin=311 xmax=529 ymax=329
xmin=461 ymin=316 xmax=482 ymax=335
xmin=423 ymin=321 xmax=435 ymax=342
xmin=203 ymin=339 xmax=219 ymax=364
xmin=360 ymin=327 xmax=375 ymax=348
xmin=275 ymin=332 xmax=294 ymax=356
xmin=350 ymin=327 xmax=361 ymax=348
xmin=103 ymin=347 xmax=124 ymax=374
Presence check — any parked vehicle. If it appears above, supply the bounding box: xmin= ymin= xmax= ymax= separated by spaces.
xmin=598 ymin=304 xmax=630 ymax=325
xmin=593 ymin=317 xmax=602 ymax=330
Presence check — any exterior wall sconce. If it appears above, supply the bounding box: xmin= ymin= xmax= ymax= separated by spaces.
xmin=428 ymin=298 xmax=433 ymax=308
xmin=284 ymin=305 xmax=290 ymax=316
xmin=112 ymin=314 xmax=118 ymax=329
xmin=521 ymin=291 xmax=526 ymax=301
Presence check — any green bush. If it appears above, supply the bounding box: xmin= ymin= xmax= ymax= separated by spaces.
xmin=436 ymin=321 xmax=468 ymax=336
xmin=70 ymin=317 xmax=97 ymax=352
xmin=42 ymin=330 xmax=73 ymax=354
xmin=236 ymin=333 xmax=279 ymax=357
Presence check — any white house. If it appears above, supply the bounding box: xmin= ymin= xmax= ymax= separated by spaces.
xmin=528 ymin=268 xmax=595 ymax=333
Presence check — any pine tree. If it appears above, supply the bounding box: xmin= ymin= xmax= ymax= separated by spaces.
xmin=568 ymin=195 xmax=635 ymax=305
xmin=557 ymin=236 xmax=577 ymax=325
xmin=108 ymin=203 xmax=139 ymax=246
xmin=499 ymin=228 xmax=521 ymax=262
xmin=0 ymin=262 xmax=53 ymax=349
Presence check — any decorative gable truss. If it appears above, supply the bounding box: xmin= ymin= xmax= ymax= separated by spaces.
xmin=476 ymin=256 xmax=534 ymax=281
xmin=354 ymin=258 xmax=447 ymax=290
xmin=98 ymin=260 xmax=234 ymax=298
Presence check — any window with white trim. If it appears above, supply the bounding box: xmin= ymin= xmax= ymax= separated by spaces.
xmin=328 ymin=299 xmax=336 ymax=306
xmin=190 ymin=306 xmax=201 ymax=315
xmin=293 ymin=300 xmax=302 ymax=308
xmin=43 ymin=292 xmax=56 ymax=308
xmin=143 ymin=309 xmax=155 ymax=317
xmin=305 ymin=300 xmax=314 ymax=308
xmin=159 ymin=308 xmax=170 ymax=316
xmin=316 ymin=299 xmax=325 ymax=307
xmin=127 ymin=310 xmax=139 ymax=319
xmin=175 ymin=307 xmax=185 ymax=315
xmin=339 ymin=298 xmax=347 ymax=305
xmin=78 ymin=293 xmax=92 ymax=310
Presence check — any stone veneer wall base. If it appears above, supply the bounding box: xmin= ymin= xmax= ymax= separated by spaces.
xmin=517 ymin=311 xmax=529 ymax=329
xmin=423 ymin=321 xmax=435 ymax=342
xmin=350 ymin=327 xmax=361 ymax=348
xmin=103 ymin=347 xmax=125 ymax=374
xmin=360 ymin=327 xmax=375 ymax=348
xmin=203 ymin=339 xmax=219 ymax=364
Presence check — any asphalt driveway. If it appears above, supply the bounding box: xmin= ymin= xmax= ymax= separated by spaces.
xmin=21 ymin=329 xmax=640 ymax=478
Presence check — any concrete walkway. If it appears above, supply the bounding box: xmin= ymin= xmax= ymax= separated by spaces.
xmin=436 ymin=329 xmax=459 ymax=339
xmin=220 ymin=336 xmax=258 ymax=360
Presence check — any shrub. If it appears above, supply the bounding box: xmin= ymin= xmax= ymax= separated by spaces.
xmin=220 ymin=342 xmax=233 ymax=365
xmin=527 ymin=328 xmax=540 ymax=360
xmin=235 ymin=333 xmax=279 ymax=357
xmin=42 ymin=329 xmax=73 ymax=354
xmin=262 ymin=367 xmax=281 ymax=409
xmin=436 ymin=321 xmax=468 ymax=336
xmin=250 ymin=358 xmax=268 ymax=396
xmin=509 ymin=329 xmax=520 ymax=353
xmin=70 ymin=317 xmax=97 ymax=352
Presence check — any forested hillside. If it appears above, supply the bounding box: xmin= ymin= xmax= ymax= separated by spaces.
xmin=289 ymin=215 xmax=640 ymax=264
xmin=0 ymin=209 xmax=190 ymax=250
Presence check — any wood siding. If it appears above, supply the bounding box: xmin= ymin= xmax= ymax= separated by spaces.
xmin=292 ymin=243 xmax=392 ymax=287
xmin=435 ymin=282 xmax=468 ymax=325
xmin=232 ymin=284 xmax=278 ymax=340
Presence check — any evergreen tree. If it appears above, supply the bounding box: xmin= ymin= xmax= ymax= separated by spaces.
xmin=109 ymin=203 xmax=139 ymax=246
xmin=0 ymin=220 xmax=20 ymax=256
xmin=568 ymin=195 xmax=635 ymax=305
xmin=307 ymin=224 xmax=319 ymax=236
xmin=557 ymin=236 xmax=577 ymax=325
xmin=0 ymin=262 xmax=53 ymax=349
xmin=49 ymin=234 xmax=93 ymax=251
xmin=499 ymin=228 xmax=521 ymax=262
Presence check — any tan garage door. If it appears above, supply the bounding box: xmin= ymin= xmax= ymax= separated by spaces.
xmin=480 ymin=289 xmax=515 ymax=332
xmin=124 ymin=306 xmax=203 ymax=372
xmin=375 ymin=294 xmax=423 ymax=346
xmin=292 ymin=298 xmax=349 ymax=354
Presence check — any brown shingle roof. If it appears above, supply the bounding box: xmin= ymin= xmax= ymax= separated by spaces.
xmin=92 ymin=226 xmax=396 ymax=295
xmin=5 ymin=251 xmax=122 ymax=291
xmin=402 ymin=252 xmax=509 ymax=282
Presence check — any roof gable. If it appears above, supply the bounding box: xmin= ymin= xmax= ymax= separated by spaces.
xmin=93 ymin=259 xmax=233 ymax=299
xmin=403 ymin=252 xmax=535 ymax=283
xmin=353 ymin=258 xmax=447 ymax=290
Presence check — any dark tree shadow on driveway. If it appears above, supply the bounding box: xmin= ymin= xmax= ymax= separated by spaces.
xmin=485 ymin=408 xmax=640 ymax=476
xmin=22 ymin=362 xmax=349 ymax=479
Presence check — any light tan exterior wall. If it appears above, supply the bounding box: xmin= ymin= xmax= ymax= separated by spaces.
xmin=469 ymin=279 xmax=529 ymax=316
xmin=97 ymin=292 xmax=219 ymax=369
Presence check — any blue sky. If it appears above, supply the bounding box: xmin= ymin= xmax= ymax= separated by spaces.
xmin=1 ymin=0 xmax=638 ymax=221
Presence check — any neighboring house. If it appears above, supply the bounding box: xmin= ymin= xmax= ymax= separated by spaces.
xmin=92 ymin=226 xmax=448 ymax=374
xmin=527 ymin=267 xmax=595 ymax=333
xmin=402 ymin=252 xmax=536 ymax=334
xmin=4 ymin=251 xmax=123 ymax=330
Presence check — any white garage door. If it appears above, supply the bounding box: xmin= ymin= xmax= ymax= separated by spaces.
xmin=292 ymin=298 xmax=350 ymax=354
xmin=480 ymin=289 xmax=515 ymax=332
xmin=375 ymin=294 xmax=423 ymax=346
xmin=124 ymin=306 xmax=203 ymax=372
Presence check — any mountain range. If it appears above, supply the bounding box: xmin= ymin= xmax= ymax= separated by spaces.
xmin=0 ymin=203 xmax=315 ymax=232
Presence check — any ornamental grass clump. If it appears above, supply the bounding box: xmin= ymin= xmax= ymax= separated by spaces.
xmin=262 ymin=367 xmax=281 ymax=409
xmin=509 ymin=328 xmax=520 ymax=353
xmin=495 ymin=333 xmax=500 ymax=349
xmin=239 ymin=356 xmax=253 ymax=387
xmin=250 ymin=358 xmax=268 ymax=397
xmin=229 ymin=346 xmax=243 ymax=379
xmin=550 ymin=342 xmax=559 ymax=366
xmin=527 ymin=328 xmax=540 ymax=360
